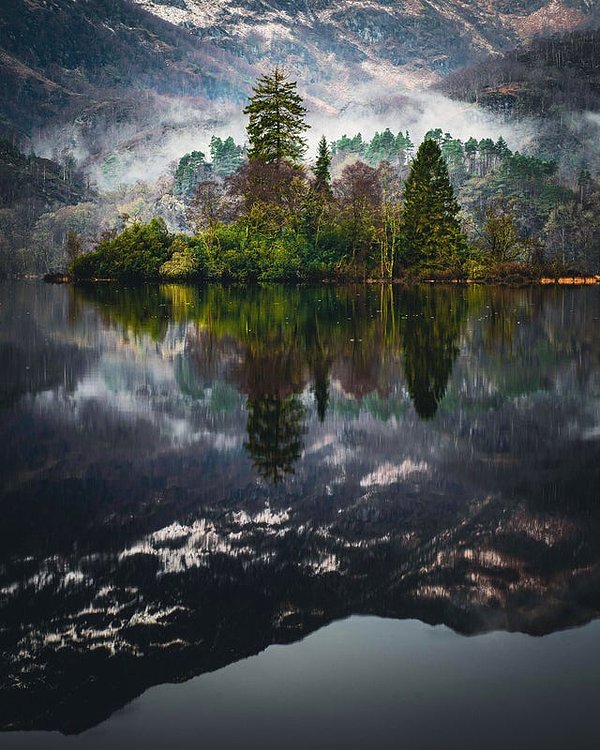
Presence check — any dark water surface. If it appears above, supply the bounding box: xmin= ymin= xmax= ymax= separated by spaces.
xmin=1 ymin=281 xmax=599 ymax=747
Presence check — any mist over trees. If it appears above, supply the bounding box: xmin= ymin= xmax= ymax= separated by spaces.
xmin=69 ymin=79 xmax=473 ymax=283
xmin=64 ymin=67 xmax=599 ymax=282
xmin=2 ymin=56 xmax=600 ymax=280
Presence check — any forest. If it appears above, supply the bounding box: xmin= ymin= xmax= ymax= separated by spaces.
xmin=3 ymin=67 xmax=600 ymax=282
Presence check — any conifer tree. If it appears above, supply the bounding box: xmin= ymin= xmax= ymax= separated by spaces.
xmin=245 ymin=395 xmax=306 ymax=483
xmin=314 ymin=135 xmax=332 ymax=194
xmin=400 ymin=139 xmax=467 ymax=270
xmin=210 ymin=136 xmax=243 ymax=176
xmin=244 ymin=67 xmax=309 ymax=165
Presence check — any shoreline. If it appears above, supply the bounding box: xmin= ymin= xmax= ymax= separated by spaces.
xmin=41 ymin=274 xmax=600 ymax=286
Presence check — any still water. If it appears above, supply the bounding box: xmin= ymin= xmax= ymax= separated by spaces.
xmin=0 ymin=281 xmax=599 ymax=747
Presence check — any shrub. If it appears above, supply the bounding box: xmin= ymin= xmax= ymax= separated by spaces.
xmin=71 ymin=218 xmax=173 ymax=280
xmin=159 ymin=236 xmax=202 ymax=280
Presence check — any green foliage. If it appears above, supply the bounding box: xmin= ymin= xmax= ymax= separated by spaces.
xmin=159 ymin=236 xmax=202 ymax=280
xmin=210 ymin=136 xmax=244 ymax=176
xmin=244 ymin=67 xmax=309 ymax=165
xmin=314 ymin=135 xmax=332 ymax=194
xmin=203 ymin=224 xmax=306 ymax=282
xmin=479 ymin=206 xmax=523 ymax=263
xmin=400 ymin=139 xmax=467 ymax=272
xmin=174 ymin=151 xmax=210 ymax=201
xmin=365 ymin=128 xmax=398 ymax=165
xmin=332 ymin=130 xmax=413 ymax=167
xmin=331 ymin=133 xmax=365 ymax=156
xmin=69 ymin=70 xmax=600 ymax=283
xmin=71 ymin=218 xmax=172 ymax=279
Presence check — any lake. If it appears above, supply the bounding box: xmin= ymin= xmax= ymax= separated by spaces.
xmin=0 ymin=281 xmax=599 ymax=748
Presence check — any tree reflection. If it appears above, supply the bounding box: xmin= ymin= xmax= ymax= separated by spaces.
xmin=244 ymin=394 xmax=306 ymax=483
xmin=72 ymin=283 xmax=471 ymax=427
xmin=312 ymin=362 xmax=330 ymax=422
xmin=400 ymin=287 xmax=468 ymax=419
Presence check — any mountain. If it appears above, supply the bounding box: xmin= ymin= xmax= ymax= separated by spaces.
xmin=0 ymin=0 xmax=596 ymax=173
xmin=1 ymin=0 xmax=595 ymax=146
xmin=0 ymin=0 xmax=599 ymax=276
xmin=0 ymin=0 xmax=252 ymax=144
xmin=134 ymin=0 xmax=594 ymax=90
xmin=439 ymin=25 xmax=600 ymax=176
xmin=441 ymin=26 xmax=600 ymax=117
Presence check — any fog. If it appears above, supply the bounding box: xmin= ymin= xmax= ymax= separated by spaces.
xmin=30 ymin=81 xmax=536 ymax=193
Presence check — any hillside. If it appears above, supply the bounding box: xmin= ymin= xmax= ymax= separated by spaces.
xmin=439 ymin=25 xmax=600 ymax=176
xmin=441 ymin=27 xmax=600 ymax=116
xmin=0 ymin=0 xmax=253 ymax=143
xmin=1 ymin=0 xmax=599 ymax=276
xmin=134 ymin=0 xmax=593 ymax=89
xmin=1 ymin=0 xmax=595 ymax=147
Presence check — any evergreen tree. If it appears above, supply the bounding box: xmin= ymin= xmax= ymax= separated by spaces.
xmin=424 ymin=128 xmax=443 ymax=145
xmin=244 ymin=67 xmax=309 ymax=165
xmin=400 ymin=139 xmax=467 ymax=270
xmin=174 ymin=151 xmax=211 ymax=201
xmin=210 ymin=136 xmax=244 ymax=176
xmin=314 ymin=135 xmax=332 ymax=194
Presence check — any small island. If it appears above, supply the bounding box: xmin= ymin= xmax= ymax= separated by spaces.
xmin=66 ymin=69 xmax=597 ymax=285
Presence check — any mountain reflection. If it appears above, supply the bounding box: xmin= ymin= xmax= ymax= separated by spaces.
xmin=0 ymin=281 xmax=599 ymax=734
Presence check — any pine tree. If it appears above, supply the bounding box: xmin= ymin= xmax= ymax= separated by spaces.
xmin=244 ymin=67 xmax=309 ymax=166
xmin=210 ymin=135 xmax=244 ymax=176
xmin=314 ymin=135 xmax=332 ymax=194
xmin=174 ymin=151 xmax=210 ymax=200
xmin=400 ymin=139 xmax=467 ymax=271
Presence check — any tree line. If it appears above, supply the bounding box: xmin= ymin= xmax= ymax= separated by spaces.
xmin=71 ymin=67 xmax=600 ymax=283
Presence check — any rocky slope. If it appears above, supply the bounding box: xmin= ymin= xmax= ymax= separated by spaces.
xmin=1 ymin=0 xmax=595 ymax=145
xmin=0 ymin=0 xmax=252 ymax=144
xmin=442 ymin=26 xmax=600 ymax=116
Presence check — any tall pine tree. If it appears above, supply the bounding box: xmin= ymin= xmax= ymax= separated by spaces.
xmin=244 ymin=67 xmax=309 ymax=166
xmin=400 ymin=139 xmax=466 ymax=271
xmin=314 ymin=135 xmax=332 ymax=194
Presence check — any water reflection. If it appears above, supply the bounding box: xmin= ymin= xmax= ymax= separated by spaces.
xmin=0 ymin=281 xmax=599 ymax=734
xmin=74 ymin=283 xmax=471 ymax=472
xmin=245 ymin=395 xmax=306 ymax=483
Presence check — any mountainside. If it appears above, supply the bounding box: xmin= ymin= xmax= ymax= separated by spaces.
xmin=134 ymin=0 xmax=594 ymax=90
xmin=1 ymin=0 xmax=595 ymax=146
xmin=442 ymin=26 xmax=600 ymax=116
xmin=0 ymin=0 xmax=252 ymax=143
xmin=1 ymin=0 xmax=599 ymax=276
xmin=439 ymin=25 xmax=600 ymax=175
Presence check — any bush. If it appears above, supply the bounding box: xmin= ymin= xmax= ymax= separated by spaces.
xmin=71 ymin=218 xmax=173 ymax=279
xmin=70 ymin=249 xmax=103 ymax=279
xmin=159 ymin=236 xmax=203 ymax=280
xmin=485 ymin=261 xmax=539 ymax=284
xmin=258 ymin=238 xmax=304 ymax=281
